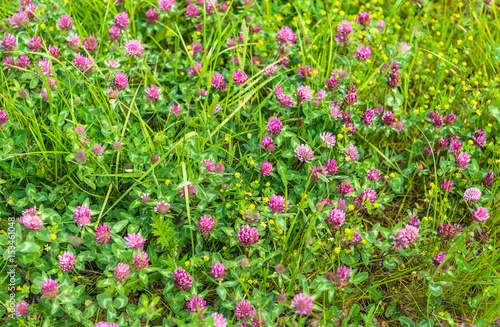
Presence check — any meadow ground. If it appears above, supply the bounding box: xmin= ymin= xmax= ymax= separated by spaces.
xmin=0 ymin=0 xmax=499 ymax=326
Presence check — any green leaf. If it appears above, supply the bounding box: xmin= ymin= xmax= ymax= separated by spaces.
xmin=97 ymin=278 xmax=113 ymax=288
xmin=77 ymin=251 xmax=95 ymax=262
xmin=341 ymin=251 xmax=360 ymax=265
xmin=389 ymin=175 xmax=404 ymax=194
xmin=470 ymin=159 xmax=479 ymax=174
xmin=294 ymin=184 xmax=305 ymax=195
xmin=140 ymin=293 xmax=149 ymax=307
xmin=13 ymin=129 xmax=28 ymax=145
xmin=31 ymin=284 xmax=41 ymax=294
xmin=416 ymin=319 xmax=434 ymax=327
xmin=35 ymin=229 xmax=52 ymax=242
xmin=361 ymin=249 xmax=370 ymax=266
xmin=298 ymin=274 xmax=309 ymax=292
xmin=71 ymin=309 xmax=84 ymax=322
xmin=385 ymin=93 xmax=395 ymax=109
xmin=428 ymin=283 xmax=442 ymax=297
xmin=151 ymin=214 xmax=178 ymax=253
xmin=290 ymin=136 xmax=300 ymax=149
xmin=112 ymin=220 xmax=129 ymax=233
xmin=26 ymin=183 xmax=36 ymax=200
xmin=113 ymin=295 xmax=128 ymax=309
xmin=139 ymin=271 xmax=148 ymax=285
xmin=221 ymin=280 xmax=240 ymax=287
xmin=328 ymin=288 xmax=335 ymax=302
xmin=74 ymin=285 xmax=86 ymax=297
xmin=18 ymin=241 xmax=41 ymax=253
xmin=80 ymin=107 xmax=94 ymax=123
xmin=216 ymin=285 xmax=226 ymax=300
xmin=352 ymin=272 xmax=368 ymax=285
xmin=386 ymin=44 xmax=396 ymax=57
xmin=178 ymin=181 xmax=192 ymax=189
xmin=34 ymin=192 xmax=48 ymax=202
xmin=277 ymin=160 xmax=287 ymax=179
xmin=107 ymin=306 xmax=117 ymax=321
xmin=349 ymin=304 xmax=360 ymax=317
xmin=318 ymin=172 xmax=329 ymax=183
xmin=491 ymin=44 xmax=500 ymax=62
xmin=83 ymin=302 xmax=98 ymax=319
xmin=30 ymin=76 xmax=39 ymax=88
xmin=58 ymin=110 xmax=69 ymax=127
xmin=394 ymin=90 xmax=404 ymax=108
xmin=399 ymin=316 xmax=416 ymax=327
xmin=379 ymin=227 xmax=392 ymax=239
xmin=488 ymin=105 xmax=500 ymax=125
xmin=34 ymin=258 xmax=50 ymax=270
xmin=281 ymin=150 xmax=294 ymax=158
xmin=97 ymin=294 xmax=113 ymax=309
xmin=112 ymin=243 xmax=126 ymax=258
xmin=385 ymin=302 xmax=396 ymax=318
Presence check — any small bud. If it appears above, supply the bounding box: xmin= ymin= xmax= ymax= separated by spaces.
xmin=277 ymin=293 xmax=287 ymax=302
xmin=75 ymin=150 xmax=86 ymax=164
xmin=18 ymin=89 xmax=29 ymax=98
xmin=67 ymin=235 xmax=82 ymax=246
xmin=240 ymin=257 xmax=249 ymax=268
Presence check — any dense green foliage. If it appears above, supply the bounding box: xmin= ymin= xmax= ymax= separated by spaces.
xmin=0 ymin=0 xmax=499 ymax=326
